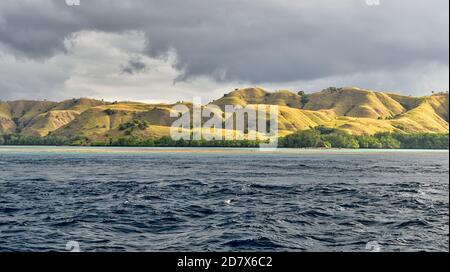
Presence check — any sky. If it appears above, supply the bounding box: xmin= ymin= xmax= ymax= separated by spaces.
xmin=0 ymin=0 xmax=448 ymax=103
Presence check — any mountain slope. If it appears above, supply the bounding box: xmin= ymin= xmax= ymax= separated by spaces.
xmin=0 ymin=98 xmax=107 ymax=136
xmin=0 ymin=87 xmax=448 ymax=142
xmin=212 ymin=87 xmax=303 ymax=108
xmin=21 ymin=110 xmax=80 ymax=137
xmin=213 ymin=87 xmax=448 ymax=135
xmin=390 ymin=94 xmax=449 ymax=133
xmin=301 ymin=87 xmax=407 ymax=118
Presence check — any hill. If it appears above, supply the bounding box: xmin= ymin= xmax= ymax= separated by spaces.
xmin=212 ymin=87 xmax=449 ymax=135
xmin=0 ymin=87 xmax=448 ymax=142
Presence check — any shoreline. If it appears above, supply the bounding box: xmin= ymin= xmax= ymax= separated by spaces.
xmin=0 ymin=145 xmax=448 ymax=155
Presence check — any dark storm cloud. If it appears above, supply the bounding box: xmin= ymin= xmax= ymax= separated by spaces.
xmin=0 ymin=0 xmax=448 ymax=84
xmin=121 ymin=58 xmax=147 ymax=75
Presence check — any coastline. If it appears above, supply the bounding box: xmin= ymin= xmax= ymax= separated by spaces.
xmin=1 ymin=145 xmax=448 ymax=155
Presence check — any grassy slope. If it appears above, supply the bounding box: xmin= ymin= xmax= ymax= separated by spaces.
xmin=0 ymin=88 xmax=448 ymax=140
xmin=21 ymin=110 xmax=80 ymax=137
xmin=0 ymin=102 xmax=15 ymax=134
xmin=53 ymin=102 xmax=178 ymax=141
xmin=303 ymin=87 xmax=407 ymax=118
xmin=0 ymin=98 xmax=108 ymax=136
xmin=391 ymin=94 xmax=449 ymax=133
xmin=213 ymin=87 xmax=303 ymax=108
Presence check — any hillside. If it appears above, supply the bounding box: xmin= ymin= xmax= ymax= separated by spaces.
xmin=0 ymin=87 xmax=448 ymax=142
xmin=212 ymin=87 xmax=449 ymax=136
xmin=212 ymin=87 xmax=303 ymax=108
xmin=0 ymin=98 xmax=107 ymax=136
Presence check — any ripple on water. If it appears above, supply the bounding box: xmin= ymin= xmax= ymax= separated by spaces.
xmin=0 ymin=148 xmax=448 ymax=251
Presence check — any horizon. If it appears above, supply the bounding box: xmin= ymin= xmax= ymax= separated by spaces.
xmin=1 ymin=86 xmax=448 ymax=105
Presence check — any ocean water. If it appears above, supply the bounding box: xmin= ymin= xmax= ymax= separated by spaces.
xmin=0 ymin=146 xmax=448 ymax=252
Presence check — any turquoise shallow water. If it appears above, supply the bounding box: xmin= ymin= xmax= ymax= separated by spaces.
xmin=0 ymin=145 xmax=448 ymax=155
xmin=0 ymin=146 xmax=448 ymax=252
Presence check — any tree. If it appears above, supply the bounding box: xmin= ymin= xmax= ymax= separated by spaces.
xmin=119 ymin=120 xmax=150 ymax=131
xmin=375 ymin=134 xmax=401 ymax=149
xmin=104 ymin=109 xmax=115 ymax=115
xmin=357 ymin=135 xmax=382 ymax=149
xmin=314 ymin=125 xmax=336 ymax=135
xmin=281 ymin=130 xmax=321 ymax=148
xmin=300 ymin=95 xmax=310 ymax=105
xmin=322 ymin=133 xmax=360 ymax=148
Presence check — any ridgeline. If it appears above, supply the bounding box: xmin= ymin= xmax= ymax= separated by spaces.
xmin=1 ymin=87 xmax=448 ymax=149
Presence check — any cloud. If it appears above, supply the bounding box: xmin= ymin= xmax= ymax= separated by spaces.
xmin=263 ymin=62 xmax=450 ymax=97
xmin=0 ymin=0 xmax=448 ymax=100
xmin=0 ymin=53 xmax=71 ymax=101
xmin=0 ymin=30 xmax=237 ymax=103
xmin=121 ymin=57 xmax=147 ymax=75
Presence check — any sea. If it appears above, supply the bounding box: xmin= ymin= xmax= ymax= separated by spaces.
xmin=0 ymin=146 xmax=448 ymax=252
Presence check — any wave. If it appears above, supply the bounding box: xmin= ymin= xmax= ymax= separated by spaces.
xmin=395 ymin=219 xmax=431 ymax=228
xmin=223 ymin=237 xmax=284 ymax=249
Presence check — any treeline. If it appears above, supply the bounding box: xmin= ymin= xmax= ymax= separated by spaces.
xmin=0 ymin=134 xmax=71 ymax=146
xmin=0 ymin=127 xmax=448 ymax=149
xmin=278 ymin=126 xmax=449 ymax=149
xmin=94 ymin=137 xmax=261 ymax=148
xmin=0 ymin=134 xmax=261 ymax=148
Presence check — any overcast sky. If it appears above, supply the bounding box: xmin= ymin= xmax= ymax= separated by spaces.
xmin=0 ymin=0 xmax=448 ymax=103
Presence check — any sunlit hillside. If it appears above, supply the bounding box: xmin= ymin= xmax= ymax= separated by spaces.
xmin=0 ymin=87 xmax=448 ymax=141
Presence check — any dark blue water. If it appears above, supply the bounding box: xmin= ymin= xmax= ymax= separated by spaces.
xmin=0 ymin=147 xmax=448 ymax=252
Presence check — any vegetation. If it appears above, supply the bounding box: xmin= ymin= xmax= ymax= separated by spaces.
xmin=279 ymin=126 xmax=449 ymax=149
xmin=1 ymin=87 xmax=448 ymax=139
xmin=0 ymin=134 xmax=71 ymax=146
xmin=118 ymin=119 xmax=150 ymax=131
xmin=105 ymin=137 xmax=261 ymax=148
xmin=0 ymin=127 xmax=448 ymax=149
xmin=300 ymin=96 xmax=310 ymax=105
xmin=103 ymin=108 xmax=116 ymax=115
